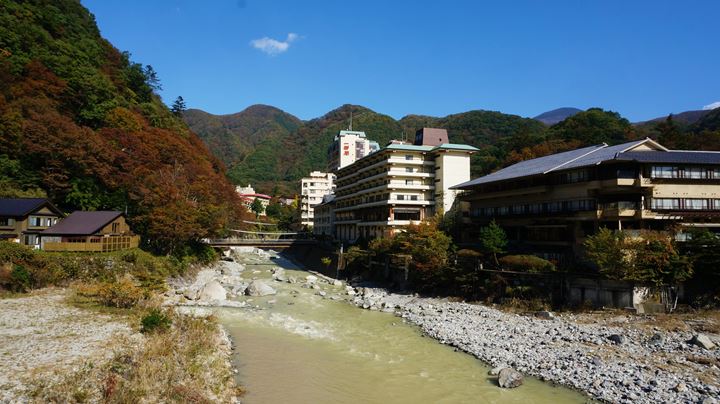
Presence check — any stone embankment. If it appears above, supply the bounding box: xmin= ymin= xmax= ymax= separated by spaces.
xmin=349 ymin=286 xmax=720 ymax=404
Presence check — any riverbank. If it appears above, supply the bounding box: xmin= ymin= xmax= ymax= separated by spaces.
xmin=349 ymin=286 xmax=720 ymax=403
xmin=0 ymin=288 xmax=136 ymax=402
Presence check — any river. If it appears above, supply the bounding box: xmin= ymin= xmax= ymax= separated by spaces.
xmin=217 ymin=250 xmax=587 ymax=404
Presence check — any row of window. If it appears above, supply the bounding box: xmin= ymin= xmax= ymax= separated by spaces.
xmin=650 ymin=198 xmax=720 ymax=210
xmin=471 ymin=199 xmax=597 ymax=217
xmin=650 ymin=166 xmax=720 ymax=180
xmin=0 ymin=218 xmax=15 ymax=226
xmin=29 ymin=216 xmax=58 ymax=227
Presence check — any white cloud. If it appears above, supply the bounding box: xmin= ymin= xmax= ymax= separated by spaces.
xmin=703 ymin=101 xmax=720 ymax=111
xmin=250 ymin=33 xmax=299 ymax=56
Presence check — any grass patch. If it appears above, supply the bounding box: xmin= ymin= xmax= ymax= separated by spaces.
xmin=29 ymin=312 xmax=241 ymax=403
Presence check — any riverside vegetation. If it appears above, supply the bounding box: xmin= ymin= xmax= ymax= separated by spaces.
xmin=0 ymin=241 xmax=242 ymax=403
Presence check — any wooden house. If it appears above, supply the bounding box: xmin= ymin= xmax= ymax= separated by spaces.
xmin=41 ymin=211 xmax=139 ymax=252
xmin=0 ymin=198 xmax=64 ymax=248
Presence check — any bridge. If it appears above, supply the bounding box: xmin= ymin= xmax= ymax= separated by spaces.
xmin=206 ymin=225 xmax=316 ymax=248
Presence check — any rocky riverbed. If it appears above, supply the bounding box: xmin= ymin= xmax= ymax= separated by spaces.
xmin=163 ymin=248 xmax=720 ymax=403
xmin=349 ymin=286 xmax=720 ymax=403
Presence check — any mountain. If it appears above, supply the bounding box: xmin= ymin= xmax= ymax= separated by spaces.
xmin=639 ymin=109 xmax=712 ymax=126
xmin=533 ymin=108 xmax=583 ymax=125
xmin=185 ymin=106 xmax=549 ymax=192
xmin=183 ymin=105 xmax=302 ymax=168
xmin=0 ymin=0 xmax=246 ymax=254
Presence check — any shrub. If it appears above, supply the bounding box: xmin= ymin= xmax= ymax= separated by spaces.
xmin=141 ymin=309 xmax=172 ymax=333
xmin=499 ymin=255 xmax=556 ymax=273
xmin=10 ymin=265 xmax=32 ymax=292
xmin=95 ymin=275 xmax=145 ymax=308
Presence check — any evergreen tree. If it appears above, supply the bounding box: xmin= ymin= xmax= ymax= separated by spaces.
xmin=250 ymin=198 xmax=265 ymax=217
xmin=478 ymin=220 xmax=507 ymax=267
xmin=143 ymin=65 xmax=162 ymax=91
xmin=171 ymin=96 xmax=186 ymax=116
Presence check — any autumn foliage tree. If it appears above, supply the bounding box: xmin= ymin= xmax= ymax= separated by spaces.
xmin=0 ymin=1 xmax=248 ymax=255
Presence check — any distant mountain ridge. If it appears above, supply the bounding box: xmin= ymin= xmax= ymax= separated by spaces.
xmin=185 ymin=104 xmax=720 ymax=196
xmin=533 ymin=108 xmax=583 ymax=125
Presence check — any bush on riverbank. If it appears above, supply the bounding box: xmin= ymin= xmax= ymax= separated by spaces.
xmin=499 ymin=255 xmax=556 ymax=273
xmin=0 ymin=241 xmax=198 ymax=293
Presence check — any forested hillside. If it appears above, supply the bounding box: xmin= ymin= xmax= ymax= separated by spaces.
xmin=188 ymin=99 xmax=720 ymax=197
xmin=0 ymin=0 xmax=247 ymax=254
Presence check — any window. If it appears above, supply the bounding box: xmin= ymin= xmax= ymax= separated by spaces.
xmin=713 ymin=169 xmax=720 ymax=179
xmin=685 ymin=199 xmax=709 ymax=210
xmin=0 ymin=218 xmax=13 ymax=226
xmin=651 ymin=198 xmax=680 ymax=210
xmin=397 ymin=195 xmax=405 ymax=200
xmin=410 ymin=195 xmax=418 ymax=201
xmin=405 ymin=155 xmax=413 ymax=161
xmin=651 ymin=166 xmax=678 ymax=179
xmin=685 ymin=167 xmax=706 ymax=179
xmin=405 ymin=179 xmax=414 ymax=185
xmin=406 ymin=167 xmax=413 ymax=173
xmin=547 ymin=201 xmax=562 ymax=213
xmin=498 ymin=206 xmax=509 ymax=216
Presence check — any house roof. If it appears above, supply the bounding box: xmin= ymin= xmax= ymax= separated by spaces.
xmin=452 ymin=138 xmax=685 ymax=189
xmin=0 ymin=198 xmax=62 ymax=218
xmin=383 ymin=143 xmax=480 ymax=153
xmin=239 ymin=193 xmax=272 ymax=200
xmin=617 ymin=150 xmax=720 ymax=164
xmin=42 ymin=211 xmax=123 ymax=236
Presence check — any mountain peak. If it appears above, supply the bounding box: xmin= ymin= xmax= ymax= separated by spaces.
xmin=533 ymin=107 xmax=583 ymax=125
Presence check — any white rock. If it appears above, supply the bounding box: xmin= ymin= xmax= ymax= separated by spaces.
xmin=306 ymin=275 xmax=318 ymax=285
xmin=245 ymin=280 xmax=277 ymax=297
xmin=198 ymin=280 xmax=227 ymax=301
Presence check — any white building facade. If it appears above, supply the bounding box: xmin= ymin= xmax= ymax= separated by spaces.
xmin=327 ymin=130 xmax=380 ymax=172
xmin=300 ymin=171 xmax=336 ymax=227
xmin=333 ymin=140 xmax=478 ymax=242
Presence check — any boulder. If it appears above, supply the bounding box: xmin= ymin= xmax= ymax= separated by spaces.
xmin=488 ymin=365 xmax=508 ymax=376
xmin=649 ymin=333 xmax=665 ymax=346
xmin=306 ymin=275 xmax=318 ymax=285
xmin=245 ymin=280 xmax=277 ymax=297
xmin=535 ymin=311 xmax=555 ymax=319
xmin=272 ymin=268 xmax=287 ymax=282
xmin=608 ymin=334 xmax=625 ymax=345
xmin=690 ymin=334 xmax=716 ymax=350
xmin=198 ymin=280 xmax=227 ymax=301
xmin=497 ymin=368 xmax=524 ymax=388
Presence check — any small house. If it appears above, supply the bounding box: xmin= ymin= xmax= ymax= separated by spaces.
xmin=41 ymin=211 xmax=139 ymax=252
xmin=0 ymin=198 xmax=64 ymax=248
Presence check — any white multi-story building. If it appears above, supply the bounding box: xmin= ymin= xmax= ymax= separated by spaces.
xmin=300 ymin=171 xmax=336 ymax=227
xmin=332 ymin=129 xmax=478 ymax=242
xmin=327 ymin=130 xmax=380 ymax=172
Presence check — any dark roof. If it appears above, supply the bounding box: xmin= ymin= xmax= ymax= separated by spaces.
xmin=453 ymin=138 xmax=674 ymax=189
xmin=42 ymin=211 xmax=123 ymax=236
xmin=0 ymin=198 xmax=62 ymax=217
xmin=617 ymin=150 xmax=720 ymax=165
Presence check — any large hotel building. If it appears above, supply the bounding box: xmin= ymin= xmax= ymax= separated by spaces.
xmin=332 ymin=129 xmax=478 ymax=242
xmin=453 ymin=138 xmax=720 ymax=262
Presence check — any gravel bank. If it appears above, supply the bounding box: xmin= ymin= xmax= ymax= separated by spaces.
xmin=0 ymin=288 xmax=136 ymax=402
xmin=350 ymin=287 xmax=720 ymax=404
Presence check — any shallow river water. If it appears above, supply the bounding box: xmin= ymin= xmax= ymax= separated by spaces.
xmin=217 ymin=252 xmax=587 ymax=404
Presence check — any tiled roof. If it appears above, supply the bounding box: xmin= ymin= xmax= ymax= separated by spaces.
xmin=617 ymin=150 xmax=720 ymax=164
xmin=0 ymin=198 xmax=60 ymax=217
xmin=452 ymin=144 xmax=606 ymax=188
xmin=452 ymin=138 xmax=680 ymax=189
xmin=43 ymin=211 xmax=123 ymax=236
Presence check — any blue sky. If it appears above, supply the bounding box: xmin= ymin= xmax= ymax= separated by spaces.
xmin=82 ymin=0 xmax=720 ymax=122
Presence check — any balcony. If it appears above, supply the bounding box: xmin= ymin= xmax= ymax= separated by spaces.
xmin=599 ymin=201 xmax=639 ymax=218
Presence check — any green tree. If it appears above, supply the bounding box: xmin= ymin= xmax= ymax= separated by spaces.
xmin=478 ymin=220 xmax=507 ymax=266
xmin=171 ymin=96 xmax=186 ymax=117
xmin=632 ymin=232 xmax=692 ymax=286
xmin=250 ymin=198 xmax=265 ymax=217
xmin=584 ymin=228 xmax=629 ymax=279
xmin=549 ymin=108 xmax=634 ymax=145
